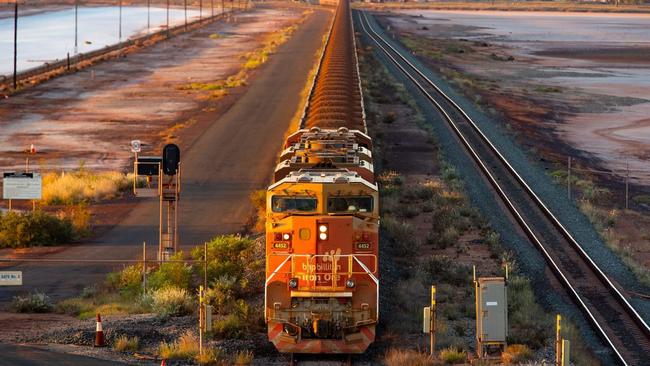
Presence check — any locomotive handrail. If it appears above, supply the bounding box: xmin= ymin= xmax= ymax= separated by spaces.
xmin=266 ymin=253 xmax=377 ymax=287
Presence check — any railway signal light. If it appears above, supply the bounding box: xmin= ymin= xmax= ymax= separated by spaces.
xmin=162 ymin=144 xmax=180 ymax=175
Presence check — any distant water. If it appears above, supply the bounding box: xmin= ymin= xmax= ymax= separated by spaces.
xmin=0 ymin=7 xmax=202 ymax=76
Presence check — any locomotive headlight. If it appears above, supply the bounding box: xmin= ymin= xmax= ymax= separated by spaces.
xmin=346 ymin=279 xmax=356 ymax=288
xmin=282 ymin=233 xmax=291 ymax=241
xmin=288 ymin=278 xmax=299 ymax=289
xmin=319 ymin=232 xmax=328 ymax=241
xmin=319 ymin=225 xmax=328 ymax=233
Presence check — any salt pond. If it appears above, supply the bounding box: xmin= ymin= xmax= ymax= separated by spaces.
xmin=0 ymin=6 xmax=201 ymax=76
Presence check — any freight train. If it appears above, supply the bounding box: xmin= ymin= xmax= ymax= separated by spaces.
xmin=264 ymin=0 xmax=378 ymax=354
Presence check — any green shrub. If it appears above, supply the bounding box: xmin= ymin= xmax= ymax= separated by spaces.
xmin=106 ymin=264 xmax=143 ymax=298
xmin=114 ymin=335 xmax=139 ymax=352
xmin=213 ymin=314 xmax=249 ymax=339
xmin=0 ymin=211 xmax=75 ymax=248
xmin=382 ymin=216 xmax=416 ymax=255
xmin=422 ymin=256 xmax=471 ymax=286
xmin=439 ymin=347 xmax=466 ymax=364
xmin=507 ymin=276 xmax=552 ymax=348
xmin=148 ymin=252 xmax=193 ymax=291
xmin=152 ymin=287 xmax=194 ymax=317
xmin=12 ymin=291 xmax=53 ymax=313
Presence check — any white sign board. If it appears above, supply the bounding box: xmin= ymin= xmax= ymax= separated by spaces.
xmin=0 ymin=271 xmax=23 ymax=286
xmin=131 ymin=140 xmax=142 ymax=153
xmin=2 ymin=173 xmax=42 ymax=200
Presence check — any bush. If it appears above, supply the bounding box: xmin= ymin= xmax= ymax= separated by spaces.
xmin=42 ymin=170 xmax=129 ymax=205
xmin=148 ymin=251 xmax=193 ymax=291
xmin=382 ymin=111 xmax=397 ymax=124
xmin=439 ymin=347 xmax=466 ymax=364
xmin=507 ymin=276 xmax=551 ymax=348
xmin=0 ymin=210 xmax=75 ymax=248
xmin=502 ymin=344 xmax=532 ymax=365
xmin=159 ymin=331 xmax=199 ymax=360
xmin=151 ymin=287 xmax=194 ymax=317
xmin=114 ymin=335 xmax=139 ymax=352
xmin=213 ymin=313 xmax=249 ymax=339
xmin=106 ymin=264 xmax=143 ymax=298
xmin=384 ymin=348 xmax=433 ymax=366
xmin=12 ymin=291 xmax=53 ymax=313
xmin=382 ymin=216 xmax=415 ymax=255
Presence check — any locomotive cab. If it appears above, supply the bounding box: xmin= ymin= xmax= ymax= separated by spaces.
xmin=265 ymin=170 xmax=379 ymax=353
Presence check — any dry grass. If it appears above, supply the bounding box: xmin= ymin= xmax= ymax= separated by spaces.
xmin=42 ymin=170 xmax=129 ymax=205
xmin=151 ymin=287 xmax=194 ymax=317
xmin=501 ymin=344 xmax=533 ymax=365
xmin=159 ymin=331 xmax=199 ymax=360
xmin=114 ymin=335 xmax=139 ymax=352
xmin=233 ymin=350 xmax=254 ymax=365
xmin=384 ymin=348 xmax=433 ymax=366
xmin=195 ymin=347 xmax=224 ymax=366
xmin=438 ymin=347 xmax=466 ymax=364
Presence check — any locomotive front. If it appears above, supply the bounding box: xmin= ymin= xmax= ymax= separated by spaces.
xmin=264 ymin=129 xmax=379 ymax=354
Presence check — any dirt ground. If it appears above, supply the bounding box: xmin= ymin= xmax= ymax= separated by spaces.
xmin=375 ymin=9 xmax=650 ymax=282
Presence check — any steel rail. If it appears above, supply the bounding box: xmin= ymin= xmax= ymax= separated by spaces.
xmin=357 ymin=10 xmax=650 ymax=365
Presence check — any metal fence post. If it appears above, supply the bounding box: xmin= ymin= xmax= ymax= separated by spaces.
xmin=567 ymin=156 xmax=571 ymax=199
xmin=142 ymin=241 xmax=147 ymax=296
xmin=13 ymin=1 xmax=18 ymax=90
xmin=625 ymin=159 xmax=629 ymax=210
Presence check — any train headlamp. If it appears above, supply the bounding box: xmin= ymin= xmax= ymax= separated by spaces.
xmin=282 ymin=233 xmax=291 ymax=241
xmin=346 ymin=279 xmax=355 ymax=288
xmin=319 ymin=225 xmax=328 ymax=233
xmin=288 ymin=278 xmax=299 ymax=289
xmin=319 ymin=232 xmax=328 ymax=241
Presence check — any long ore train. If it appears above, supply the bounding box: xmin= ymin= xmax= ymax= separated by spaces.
xmin=264 ymin=0 xmax=378 ymax=354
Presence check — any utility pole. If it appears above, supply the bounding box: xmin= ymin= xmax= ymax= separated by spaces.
xmin=13 ymin=1 xmax=18 ymax=90
xmin=211 ymin=0 xmax=214 ymax=17
xmin=118 ymin=0 xmax=123 ymax=42
xmin=430 ymin=286 xmax=436 ymax=356
xmin=166 ymin=0 xmax=170 ymax=38
xmin=147 ymin=0 xmax=151 ymax=32
xmin=200 ymin=0 xmax=203 ymax=19
xmin=184 ymin=0 xmax=187 ymax=29
xmin=74 ymin=0 xmax=79 ymax=54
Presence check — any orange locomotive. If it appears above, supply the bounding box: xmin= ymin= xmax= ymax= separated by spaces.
xmin=264 ymin=0 xmax=378 ymax=353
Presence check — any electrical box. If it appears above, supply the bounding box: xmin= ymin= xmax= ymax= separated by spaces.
xmin=205 ymin=305 xmax=213 ymax=332
xmin=475 ymin=277 xmax=507 ymax=357
xmin=423 ymin=307 xmax=431 ymax=333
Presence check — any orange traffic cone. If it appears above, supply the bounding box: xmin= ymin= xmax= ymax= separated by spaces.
xmin=94 ymin=313 xmax=105 ymax=347
xmin=29 ymin=144 xmax=36 ymax=154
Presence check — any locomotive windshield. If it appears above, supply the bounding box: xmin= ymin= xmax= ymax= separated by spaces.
xmin=327 ymin=196 xmax=373 ymax=213
xmin=272 ymin=196 xmax=318 ymax=213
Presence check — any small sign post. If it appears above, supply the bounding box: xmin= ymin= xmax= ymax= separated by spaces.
xmin=430 ymin=285 xmax=436 ymax=356
xmin=0 ymin=271 xmax=23 ymax=286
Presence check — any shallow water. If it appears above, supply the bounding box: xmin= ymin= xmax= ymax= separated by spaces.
xmin=0 ymin=6 xmax=201 ymax=76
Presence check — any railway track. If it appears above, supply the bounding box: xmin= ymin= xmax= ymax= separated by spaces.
xmin=356 ymin=10 xmax=650 ymax=366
